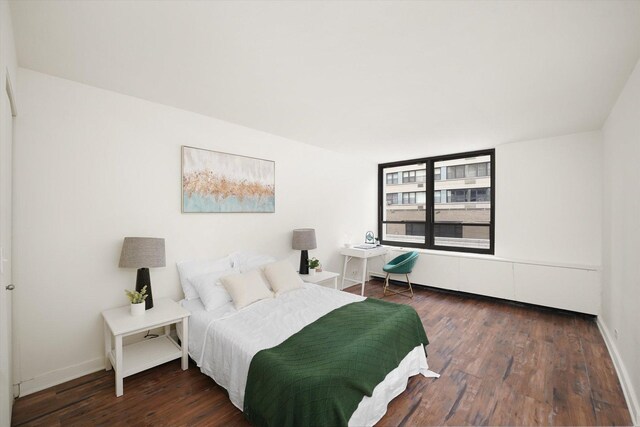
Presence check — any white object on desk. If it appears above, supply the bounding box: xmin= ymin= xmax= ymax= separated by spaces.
xmin=299 ymin=270 xmax=340 ymax=289
xmin=340 ymin=246 xmax=389 ymax=295
xmin=102 ymin=297 xmax=191 ymax=397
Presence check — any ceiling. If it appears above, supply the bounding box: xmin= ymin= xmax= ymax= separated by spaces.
xmin=10 ymin=1 xmax=640 ymax=162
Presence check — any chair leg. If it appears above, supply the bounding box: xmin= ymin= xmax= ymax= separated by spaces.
xmin=383 ymin=272 xmax=390 ymax=296
xmin=406 ymin=274 xmax=414 ymax=298
xmin=382 ymin=272 xmax=414 ymax=298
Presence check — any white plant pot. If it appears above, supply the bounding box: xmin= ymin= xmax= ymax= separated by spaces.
xmin=131 ymin=302 xmax=145 ymax=316
xmin=308 ymin=269 xmax=316 ymax=276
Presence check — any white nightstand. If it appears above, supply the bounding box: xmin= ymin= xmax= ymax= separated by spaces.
xmin=102 ymin=298 xmax=191 ymax=397
xmin=299 ymin=270 xmax=340 ymax=290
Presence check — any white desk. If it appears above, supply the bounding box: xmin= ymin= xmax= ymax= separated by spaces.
xmin=340 ymin=246 xmax=389 ymax=295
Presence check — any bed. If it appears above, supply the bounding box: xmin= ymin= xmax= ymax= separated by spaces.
xmin=180 ymin=282 xmax=438 ymax=426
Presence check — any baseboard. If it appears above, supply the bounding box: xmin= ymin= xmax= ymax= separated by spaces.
xmin=18 ymin=357 xmax=104 ymax=397
xmin=597 ymin=318 xmax=639 ymax=426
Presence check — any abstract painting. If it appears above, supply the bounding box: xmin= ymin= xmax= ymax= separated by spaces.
xmin=182 ymin=146 xmax=275 ymax=213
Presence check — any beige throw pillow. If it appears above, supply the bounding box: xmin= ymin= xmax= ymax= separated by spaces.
xmin=220 ymin=270 xmax=273 ymax=309
xmin=263 ymin=260 xmax=304 ymax=295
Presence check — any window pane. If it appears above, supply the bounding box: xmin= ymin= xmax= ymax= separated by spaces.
xmin=381 ymin=162 xmax=427 ymax=243
xmin=382 ymin=222 xmax=426 ymax=244
xmin=434 ymin=168 xmax=441 ymax=180
xmin=477 ymin=163 xmax=487 ymax=177
xmin=434 ymin=190 xmax=441 ymax=203
xmin=434 ymin=154 xmax=491 ymax=250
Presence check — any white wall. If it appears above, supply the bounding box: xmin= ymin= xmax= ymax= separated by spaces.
xmin=496 ymin=131 xmax=602 ymax=266
xmin=601 ymin=57 xmax=640 ymax=424
xmin=12 ymin=68 xmax=377 ymax=394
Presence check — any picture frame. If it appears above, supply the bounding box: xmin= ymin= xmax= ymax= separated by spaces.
xmin=181 ymin=146 xmax=275 ymax=213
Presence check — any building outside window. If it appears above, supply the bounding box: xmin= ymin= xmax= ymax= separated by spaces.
xmin=447 ymin=165 xmax=465 ymax=179
xmin=402 ymin=171 xmax=416 ymax=183
xmin=402 ymin=192 xmax=416 ymax=204
xmin=386 ymin=172 xmax=399 ymax=184
xmin=386 ymin=193 xmax=399 ymax=205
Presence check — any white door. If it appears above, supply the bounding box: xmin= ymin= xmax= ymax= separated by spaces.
xmin=0 ymin=86 xmax=14 ymax=426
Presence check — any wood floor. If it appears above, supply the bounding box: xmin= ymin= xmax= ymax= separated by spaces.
xmin=12 ymin=281 xmax=632 ymax=426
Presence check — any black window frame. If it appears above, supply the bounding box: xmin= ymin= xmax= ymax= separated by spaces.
xmin=378 ymin=148 xmax=495 ymax=255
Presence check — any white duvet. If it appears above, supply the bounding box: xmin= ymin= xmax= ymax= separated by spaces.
xmin=181 ymin=283 xmax=438 ymax=426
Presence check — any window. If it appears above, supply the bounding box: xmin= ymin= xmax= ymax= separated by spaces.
xmin=379 ymin=150 xmax=494 ymax=254
xmin=402 ymin=171 xmax=416 ymax=183
xmin=434 ymin=223 xmax=462 ymax=238
xmin=447 ymin=165 xmax=465 ymax=179
xmin=444 ymin=188 xmax=491 ymax=203
xmin=406 ymin=223 xmax=426 ymax=236
xmin=470 ymin=188 xmax=490 ymax=202
xmin=402 ymin=192 xmax=416 ymax=204
xmin=447 ymin=189 xmax=467 ymax=203
xmin=379 ymin=162 xmax=427 ymax=245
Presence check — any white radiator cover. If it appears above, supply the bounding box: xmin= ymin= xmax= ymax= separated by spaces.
xmin=369 ymin=249 xmax=600 ymax=315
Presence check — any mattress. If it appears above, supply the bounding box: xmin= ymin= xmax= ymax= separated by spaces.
xmin=181 ymin=283 xmax=438 ymax=426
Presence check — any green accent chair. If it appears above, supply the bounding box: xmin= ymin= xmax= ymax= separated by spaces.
xmin=382 ymin=251 xmax=419 ymax=298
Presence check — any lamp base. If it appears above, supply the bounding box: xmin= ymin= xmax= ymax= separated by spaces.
xmin=136 ymin=268 xmax=154 ymax=310
xmin=299 ymin=250 xmax=309 ymax=275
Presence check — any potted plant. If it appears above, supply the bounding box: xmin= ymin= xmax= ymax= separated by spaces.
xmin=308 ymin=258 xmax=320 ymax=275
xmin=125 ymin=285 xmax=148 ymax=316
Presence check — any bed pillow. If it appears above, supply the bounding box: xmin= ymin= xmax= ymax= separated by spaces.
xmin=229 ymin=251 xmax=277 ymax=273
xmin=176 ymin=257 xmax=233 ymax=300
xmin=220 ymin=270 xmax=274 ymax=310
xmin=191 ymin=268 xmax=237 ymax=311
xmin=263 ymin=260 xmax=304 ymax=295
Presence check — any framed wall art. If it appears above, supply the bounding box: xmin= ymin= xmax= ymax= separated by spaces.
xmin=182 ymin=146 xmax=275 ymax=213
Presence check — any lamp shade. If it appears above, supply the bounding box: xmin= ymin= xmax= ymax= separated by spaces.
xmin=292 ymin=229 xmax=317 ymax=250
xmin=118 ymin=237 xmax=166 ymax=268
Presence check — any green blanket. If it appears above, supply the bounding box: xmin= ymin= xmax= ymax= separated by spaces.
xmin=243 ymin=298 xmax=429 ymax=427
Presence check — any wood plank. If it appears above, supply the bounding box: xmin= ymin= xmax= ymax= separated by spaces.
xmin=11 ymin=280 xmax=632 ymax=426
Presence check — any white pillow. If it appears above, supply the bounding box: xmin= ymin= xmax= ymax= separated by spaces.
xmin=191 ymin=268 xmax=237 ymax=311
xmin=176 ymin=257 xmax=232 ymax=300
xmin=220 ymin=270 xmax=273 ymax=310
xmin=229 ymin=251 xmax=277 ymax=273
xmin=263 ymin=260 xmax=304 ymax=295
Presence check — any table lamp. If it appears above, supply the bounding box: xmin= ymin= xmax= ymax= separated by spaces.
xmin=118 ymin=237 xmax=166 ymax=310
xmin=292 ymin=229 xmax=317 ymax=274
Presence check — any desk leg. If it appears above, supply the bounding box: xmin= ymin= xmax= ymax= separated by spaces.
xmin=115 ymin=335 xmax=123 ymax=397
xmin=103 ymin=321 xmax=112 ymax=371
xmin=181 ymin=318 xmax=189 ymax=370
xmin=361 ymin=258 xmax=368 ymax=296
xmin=333 ymin=276 xmax=338 ymax=290
xmin=341 ymin=255 xmax=349 ymax=290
